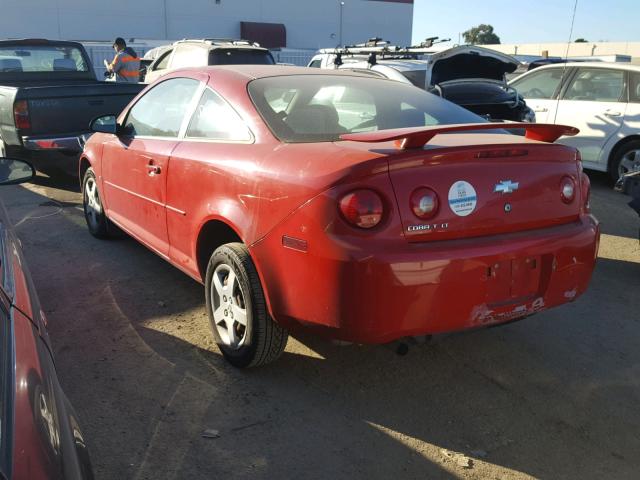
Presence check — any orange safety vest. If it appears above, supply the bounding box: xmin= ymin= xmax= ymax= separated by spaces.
xmin=110 ymin=50 xmax=140 ymax=82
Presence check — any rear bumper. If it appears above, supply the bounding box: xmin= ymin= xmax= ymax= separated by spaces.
xmin=22 ymin=135 xmax=82 ymax=152
xmin=253 ymin=215 xmax=600 ymax=344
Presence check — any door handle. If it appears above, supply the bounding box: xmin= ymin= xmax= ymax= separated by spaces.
xmin=146 ymin=163 xmax=161 ymax=176
xmin=533 ymin=107 xmax=548 ymax=113
xmin=604 ymin=110 xmax=622 ymax=117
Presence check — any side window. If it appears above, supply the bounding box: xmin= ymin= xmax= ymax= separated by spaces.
xmin=153 ymin=50 xmax=172 ymax=71
xmin=629 ymin=72 xmax=640 ymax=103
xmin=171 ymin=45 xmax=207 ymax=69
xmin=308 ymin=59 xmax=321 ymax=68
xmin=124 ymin=78 xmax=200 ymax=137
xmin=511 ymin=68 xmax=565 ymax=99
xmin=186 ymin=89 xmax=252 ymax=141
xmin=564 ymin=68 xmax=625 ymax=102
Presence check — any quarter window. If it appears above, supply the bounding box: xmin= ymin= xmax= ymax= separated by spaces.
xmin=564 ymin=68 xmax=625 ymax=102
xmin=186 ymin=89 xmax=251 ymax=141
xmin=124 ymin=78 xmax=200 ymax=137
xmin=511 ymin=68 xmax=565 ymax=99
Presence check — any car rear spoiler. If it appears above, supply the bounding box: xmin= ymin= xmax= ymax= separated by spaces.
xmin=340 ymin=123 xmax=579 ymax=150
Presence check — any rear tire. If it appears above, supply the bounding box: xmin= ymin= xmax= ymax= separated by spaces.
xmin=205 ymin=243 xmax=288 ymax=368
xmin=82 ymin=167 xmax=110 ymax=238
xmin=610 ymin=140 xmax=640 ymax=182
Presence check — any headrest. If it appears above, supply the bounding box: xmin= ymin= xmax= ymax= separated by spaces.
xmin=285 ymin=104 xmax=341 ymax=134
xmin=53 ymin=58 xmax=78 ymax=71
xmin=0 ymin=58 xmax=23 ymax=72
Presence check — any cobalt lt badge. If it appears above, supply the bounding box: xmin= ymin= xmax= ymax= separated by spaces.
xmin=494 ymin=180 xmax=519 ymax=194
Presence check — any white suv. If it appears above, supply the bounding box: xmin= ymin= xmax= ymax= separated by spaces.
xmin=510 ymin=62 xmax=640 ymax=179
xmin=143 ymin=39 xmax=275 ymax=83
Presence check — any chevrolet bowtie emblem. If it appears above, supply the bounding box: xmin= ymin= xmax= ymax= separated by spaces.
xmin=494 ymin=180 xmax=519 ymax=194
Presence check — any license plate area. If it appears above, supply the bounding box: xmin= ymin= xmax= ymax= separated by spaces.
xmin=486 ymin=256 xmax=542 ymax=304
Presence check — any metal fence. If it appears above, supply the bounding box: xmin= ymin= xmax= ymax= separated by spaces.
xmin=270 ymin=49 xmax=316 ymax=66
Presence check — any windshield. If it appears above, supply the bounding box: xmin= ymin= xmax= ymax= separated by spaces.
xmin=210 ymin=49 xmax=275 ymax=66
xmin=0 ymin=45 xmax=89 ymax=73
xmin=248 ymin=74 xmax=486 ymax=143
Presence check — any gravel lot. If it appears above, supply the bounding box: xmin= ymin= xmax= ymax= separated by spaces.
xmin=1 ymin=171 xmax=639 ymax=480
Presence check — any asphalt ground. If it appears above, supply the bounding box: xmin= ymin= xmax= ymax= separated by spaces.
xmin=1 ymin=170 xmax=639 ymax=480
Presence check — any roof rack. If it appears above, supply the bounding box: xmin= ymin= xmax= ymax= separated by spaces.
xmin=331 ymin=37 xmax=452 ymax=60
xmin=329 ymin=37 xmax=452 ymax=67
xmin=174 ymin=38 xmax=262 ymax=48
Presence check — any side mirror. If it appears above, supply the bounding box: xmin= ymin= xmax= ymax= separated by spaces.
xmin=90 ymin=115 xmax=118 ymax=134
xmin=0 ymin=158 xmax=35 ymax=185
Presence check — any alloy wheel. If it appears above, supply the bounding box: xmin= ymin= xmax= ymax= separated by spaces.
xmin=210 ymin=263 xmax=248 ymax=350
xmin=618 ymin=149 xmax=640 ymax=177
xmin=84 ymin=176 xmax=102 ymax=229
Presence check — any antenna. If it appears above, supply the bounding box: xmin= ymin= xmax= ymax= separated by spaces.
xmin=553 ymin=0 xmax=579 ymax=124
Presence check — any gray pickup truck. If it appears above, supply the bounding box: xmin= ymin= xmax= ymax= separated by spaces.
xmin=0 ymin=39 xmax=145 ymax=175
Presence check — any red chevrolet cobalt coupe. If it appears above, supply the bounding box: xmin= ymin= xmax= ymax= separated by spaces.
xmin=80 ymin=66 xmax=599 ymax=367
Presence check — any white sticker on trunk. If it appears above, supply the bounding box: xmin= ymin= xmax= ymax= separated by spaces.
xmin=448 ymin=181 xmax=477 ymax=216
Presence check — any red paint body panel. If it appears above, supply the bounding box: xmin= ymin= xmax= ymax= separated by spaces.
xmin=81 ymin=66 xmax=600 ymax=344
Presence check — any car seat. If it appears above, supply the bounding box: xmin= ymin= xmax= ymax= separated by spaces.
xmin=566 ymin=78 xmax=594 ymax=101
xmin=285 ymin=104 xmax=345 ymax=134
xmin=0 ymin=58 xmax=23 ymax=72
xmin=53 ymin=58 xmax=78 ymax=71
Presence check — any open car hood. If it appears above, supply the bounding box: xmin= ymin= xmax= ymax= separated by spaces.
xmin=429 ymin=45 xmax=518 ymax=85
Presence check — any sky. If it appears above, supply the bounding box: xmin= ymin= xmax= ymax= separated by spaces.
xmin=412 ymin=0 xmax=640 ymax=45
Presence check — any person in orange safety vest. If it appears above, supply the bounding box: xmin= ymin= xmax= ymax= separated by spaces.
xmin=106 ymin=37 xmax=140 ymax=82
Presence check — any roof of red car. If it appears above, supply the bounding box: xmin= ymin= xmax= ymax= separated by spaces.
xmin=173 ymin=64 xmax=380 ymax=81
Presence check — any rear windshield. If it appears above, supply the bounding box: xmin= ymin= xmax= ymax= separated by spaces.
xmin=0 ymin=45 xmax=89 ymax=73
xmin=248 ymin=74 xmax=486 ymax=143
xmin=210 ymin=49 xmax=275 ymax=66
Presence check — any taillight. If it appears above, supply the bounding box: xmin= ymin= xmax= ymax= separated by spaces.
xmin=410 ymin=187 xmax=439 ymax=220
xmin=560 ymin=176 xmax=576 ymax=204
xmin=13 ymin=100 xmax=31 ymax=130
xmin=339 ymin=189 xmax=384 ymax=229
xmin=581 ymin=172 xmax=591 ymax=213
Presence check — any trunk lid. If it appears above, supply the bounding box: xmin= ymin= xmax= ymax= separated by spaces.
xmin=385 ymin=138 xmax=581 ymax=242
xmin=429 ymin=45 xmax=518 ymax=85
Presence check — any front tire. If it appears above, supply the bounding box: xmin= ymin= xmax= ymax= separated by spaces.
xmin=205 ymin=243 xmax=288 ymax=368
xmin=82 ymin=167 xmax=110 ymax=238
xmin=610 ymin=140 xmax=640 ymax=181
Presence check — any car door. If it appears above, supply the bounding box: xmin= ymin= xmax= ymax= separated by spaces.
xmin=101 ymin=77 xmax=203 ymax=256
xmin=165 ymin=87 xmax=253 ymax=275
xmin=509 ymin=66 xmax=568 ymax=122
xmin=552 ymin=67 xmax=627 ymax=166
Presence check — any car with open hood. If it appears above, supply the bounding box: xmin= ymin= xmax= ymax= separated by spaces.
xmin=79 ymin=66 xmax=598 ymax=368
xmin=309 ymin=43 xmax=535 ymax=122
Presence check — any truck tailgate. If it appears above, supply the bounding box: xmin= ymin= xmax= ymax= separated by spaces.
xmin=19 ymin=82 xmax=144 ymax=135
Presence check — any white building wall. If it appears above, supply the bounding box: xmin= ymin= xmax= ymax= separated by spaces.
xmin=0 ymin=0 xmax=413 ymax=50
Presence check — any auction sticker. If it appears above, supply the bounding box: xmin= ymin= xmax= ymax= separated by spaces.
xmin=448 ymin=180 xmax=477 ymax=216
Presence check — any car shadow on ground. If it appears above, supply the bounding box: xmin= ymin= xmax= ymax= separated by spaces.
xmin=2 ymin=180 xmax=639 ymax=479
